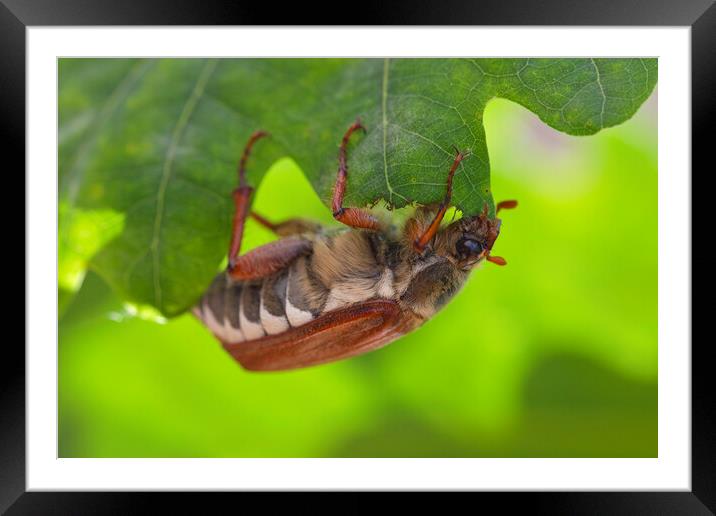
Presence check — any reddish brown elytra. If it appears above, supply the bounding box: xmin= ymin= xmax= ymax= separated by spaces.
xmin=193 ymin=119 xmax=517 ymax=371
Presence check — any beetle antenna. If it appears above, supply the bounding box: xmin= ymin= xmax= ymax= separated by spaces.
xmin=486 ymin=254 xmax=507 ymax=266
xmin=496 ymin=199 xmax=518 ymax=214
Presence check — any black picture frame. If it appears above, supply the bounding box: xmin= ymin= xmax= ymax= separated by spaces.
xmin=4 ymin=0 xmax=712 ymax=513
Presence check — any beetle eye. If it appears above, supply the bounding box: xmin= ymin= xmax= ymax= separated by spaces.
xmin=457 ymin=238 xmax=484 ymax=257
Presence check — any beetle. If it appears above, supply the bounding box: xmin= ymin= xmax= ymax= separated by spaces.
xmin=193 ymin=119 xmax=516 ymax=371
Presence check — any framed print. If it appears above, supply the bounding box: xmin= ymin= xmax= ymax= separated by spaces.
xmin=4 ymin=0 xmax=713 ymax=512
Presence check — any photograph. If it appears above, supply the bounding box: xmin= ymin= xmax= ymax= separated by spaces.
xmin=0 ymin=0 xmax=708 ymax=503
xmin=57 ymin=57 xmax=659 ymax=459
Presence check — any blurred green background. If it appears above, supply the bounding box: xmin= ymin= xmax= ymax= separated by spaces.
xmin=59 ymin=90 xmax=657 ymax=458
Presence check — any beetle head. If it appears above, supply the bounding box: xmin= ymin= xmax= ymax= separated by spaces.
xmin=438 ymin=200 xmax=516 ymax=269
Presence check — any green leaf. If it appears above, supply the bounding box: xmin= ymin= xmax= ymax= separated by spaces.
xmin=59 ymin=58 xmax=657 ymax=316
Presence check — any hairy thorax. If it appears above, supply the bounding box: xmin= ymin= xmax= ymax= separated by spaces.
xmin=310 ymin=229 xmax=469 ymax=319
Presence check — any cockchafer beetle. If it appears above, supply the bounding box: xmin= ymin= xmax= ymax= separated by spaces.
xmin=193 ymin=119 xmax=516 ymax=371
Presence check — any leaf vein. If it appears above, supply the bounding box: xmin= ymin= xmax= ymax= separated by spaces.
xmin=381 ymin=58 xmax=408 ymax=205
xmin=591 ymin=58 xmax=607 ymax=128
xmin=149 ymin=58 xmax=218 ymax=310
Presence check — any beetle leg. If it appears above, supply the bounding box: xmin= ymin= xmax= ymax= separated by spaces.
xmin=225 ymin=131 xmax=314 ymax=281
xmin=227 ymin=130 xmax=269 ymax=271
xmin=413 ymin=148 xmax=467 ymax=253
xmin=228 ymin=237 xmax=312 ymax=281
xmin=250 ymin=212 xmax=323 ymax=238
xmin=331 ymin=118 xmax=383 ymax=231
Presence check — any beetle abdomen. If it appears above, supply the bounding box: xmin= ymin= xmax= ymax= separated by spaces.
xmin=194 ymin=269 xmax=286 ymax=344
xmin=193 ymin=231 xmax=407 ymax=344
xmin=194 ymin=252 xmax=335 ymax=344
xmin=259 ymin=269 xmax=290 ymax=335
